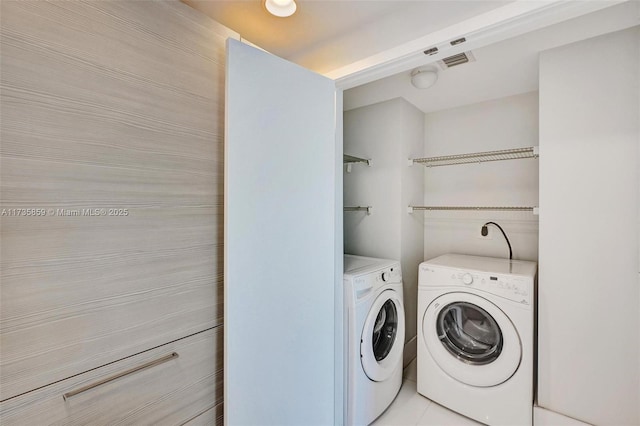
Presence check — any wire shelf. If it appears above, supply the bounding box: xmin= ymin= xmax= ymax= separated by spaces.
xmin=408 ymin=206 xmax=538 ymax=214
xmin=411 ymin=147 xmax=538 ymax=167
xmin=344 ymin=154 xmax=371 ymax=167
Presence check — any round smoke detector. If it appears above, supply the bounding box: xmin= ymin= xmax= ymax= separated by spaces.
xmin=411 ymin=68 xmax=438 ymax=89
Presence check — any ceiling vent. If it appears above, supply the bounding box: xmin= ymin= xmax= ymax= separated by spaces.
xmin=438 ymin=51 xmax=476 ymax=69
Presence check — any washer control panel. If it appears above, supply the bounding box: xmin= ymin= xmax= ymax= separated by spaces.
xmin=376 ymin=267 xmax=401 ymax=284
xmin=419 ymin=264 xmax=533 ymax=306
xmin=351 ymin=265 xmax=402 ymax=301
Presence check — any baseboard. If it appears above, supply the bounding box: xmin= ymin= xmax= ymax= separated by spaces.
xmin=403 ymin=335 xmax=417 ymax=367
xmin=534 ymin=406 xmax=592 ymax=426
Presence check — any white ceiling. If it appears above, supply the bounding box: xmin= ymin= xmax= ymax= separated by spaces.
xmin=344 ymin=1 xmax=640 ymax=113
xmin=182 ymin=0 xmax=510 ymax=74
xmin=182 ymin=1 xmax=639 ymax=113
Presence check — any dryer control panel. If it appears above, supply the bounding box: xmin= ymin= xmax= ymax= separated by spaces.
xmin=419 ymin=264 xmax=534 ymax=306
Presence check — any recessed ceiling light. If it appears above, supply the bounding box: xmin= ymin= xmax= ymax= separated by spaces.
xmin=265 ymin=0 xmax=297 ymax=17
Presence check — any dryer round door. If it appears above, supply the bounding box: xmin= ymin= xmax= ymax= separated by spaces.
xmin=361 ymin=289 xmax=405 ymax=382
xmin=422 ymin=292 xmax=521 ymax=387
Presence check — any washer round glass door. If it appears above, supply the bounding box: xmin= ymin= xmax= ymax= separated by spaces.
xmin=423 ymin=292 xmax=521 ymax=387
xmin=361 ymin=289 xmax=405 ymax=382
xmin=438 ymin=302 xmax=502 ymax=365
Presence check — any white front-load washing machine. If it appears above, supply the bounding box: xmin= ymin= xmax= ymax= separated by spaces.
xmin=417 ymin=254 xmax=537 ymax=426
xmin=344 ymin=255 xmax=405 ymax=426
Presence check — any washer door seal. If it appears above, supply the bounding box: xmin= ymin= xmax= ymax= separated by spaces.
xmin=361 ymin=289 xmax=405 ymax=382
xmin=423 ymin=292 xmax=521 ymax=387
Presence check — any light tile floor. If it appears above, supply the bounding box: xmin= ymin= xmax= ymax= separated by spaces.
xmin=372 ymin=359 xmax=482 ymax=426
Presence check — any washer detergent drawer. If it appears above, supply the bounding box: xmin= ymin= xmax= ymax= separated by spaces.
xmin=0 ymin=328 xmax=222 ymax=426
xmin=354 ymin=277 xmax=373 ymax=299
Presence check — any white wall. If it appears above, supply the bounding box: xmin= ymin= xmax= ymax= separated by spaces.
xmin=399 ymin=100 xmax=426 ymax=358
xmin=344 ymin=98 xmax=424 ymax=349
xmin=423 ymin=92 xmax=540 ymax=262
xmin=344 ymin=99 xmax=403 ymax=262
xmin=538 ymin=27 xmax=639 ymax=426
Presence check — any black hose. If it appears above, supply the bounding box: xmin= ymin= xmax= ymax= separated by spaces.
xmin=482 ymin=221 xmax=512 ymax=260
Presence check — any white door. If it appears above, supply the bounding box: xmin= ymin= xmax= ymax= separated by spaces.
xmin=225 ymin=39 xmax=341 ymax=425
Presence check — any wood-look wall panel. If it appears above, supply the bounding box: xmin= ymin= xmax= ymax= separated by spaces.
xmin=0 ymin=56 xmax=224 ymax=139
xmin=0 ymin=327 xmax=223 ymax=425
xmin=2 ymin=157 xmax=220 ymax=207
xmin=0 ymin=0 xmax=235 ymax=401
xmin=1 ymin=1 xmax=228 ymax=97
xmin=1 ymin=104 xmax=223 ymax=176
xmin=1 ymin=131 xmax=223 ymax=178
xmin=184 ymin=403 xmax=224 ymax=426
xmin=1 ymin=206 xmax=222 ymax=259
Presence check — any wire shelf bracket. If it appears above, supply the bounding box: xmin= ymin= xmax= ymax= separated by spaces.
xmin=344 ymin=154 xmax=371 ymax=172
xmin=345 ymin=206 xmax=372 ymax=215
xmin=410 ymin=146 xmax=539 ymax=168
xmin=408 ymin=206 xmax=539 ymax=215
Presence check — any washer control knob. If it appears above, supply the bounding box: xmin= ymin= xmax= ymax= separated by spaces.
xmin=462 ymin=273 xmax=473 ymax=285
xmin=381 ymin=272 xmax=390 ymax=282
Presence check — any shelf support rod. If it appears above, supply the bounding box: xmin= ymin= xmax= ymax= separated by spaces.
xmin=344 ymin=206 xmax=372 ymax=215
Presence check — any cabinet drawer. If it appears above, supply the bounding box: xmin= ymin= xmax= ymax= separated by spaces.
xmin=0 ymin=327 xmax=222 ymax=425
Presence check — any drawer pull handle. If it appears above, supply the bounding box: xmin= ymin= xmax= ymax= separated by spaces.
xmin=63 ymin=352 xmax=179 ymax=400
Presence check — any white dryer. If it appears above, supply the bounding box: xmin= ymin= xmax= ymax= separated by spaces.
xmin=344 ymin=255 xmax=405 ymax=426
xmin=417 ymin=254 xmax=537 ymax=426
